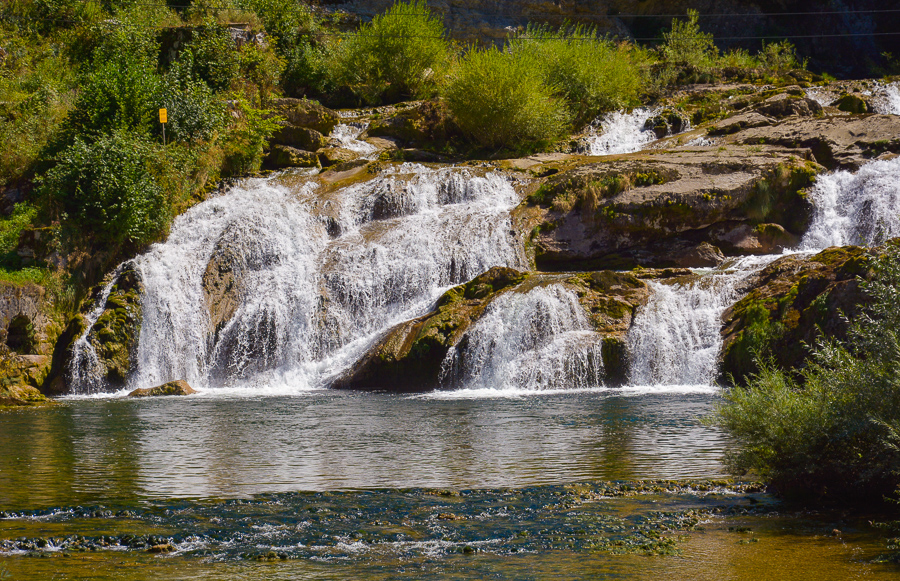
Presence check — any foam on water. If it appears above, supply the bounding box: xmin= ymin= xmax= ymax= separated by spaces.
xmin=329 ymin=122 xmax=379 ymax=156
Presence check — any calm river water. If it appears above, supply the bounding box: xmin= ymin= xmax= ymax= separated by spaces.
xmin=1 ymin=389 xmax=898 ymax=579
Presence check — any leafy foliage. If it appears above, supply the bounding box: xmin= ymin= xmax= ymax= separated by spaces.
xmin=715 ymin=244 xmax=900 ymax=502
xmin=445 ymin=46 xmax=570 ymax=150
xmin=39 ymin=130 xmax=168 ymax=248
xmin=510 ymin=25 xmax=646 ymax=126
xmin=335 ymin=0 xmax=450 ymax=104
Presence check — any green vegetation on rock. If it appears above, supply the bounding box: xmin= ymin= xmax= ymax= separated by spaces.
xmin=716 ymin=243 xmax=900 ymax=503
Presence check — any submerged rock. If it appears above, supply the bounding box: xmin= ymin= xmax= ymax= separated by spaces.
xmin=128 ymin=380 xmax=196 ymax=397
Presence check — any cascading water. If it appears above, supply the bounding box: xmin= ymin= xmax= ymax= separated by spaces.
xmin=70 ymin=165 xmax=525 ymax=394
xmin=626 ymin=257 xmax=778 ymax=386
xmin=329 ymin=122 xmax=379 ymax=157
xmin=800 ymin=156 xmax=900 ymax=249
xmin=873 ymin=82 xmax=900 ymax=115
xmin=580 ymin=108 xmax=668 ymax=156
xmin=440 ymin=283 xmax=604 ymax=392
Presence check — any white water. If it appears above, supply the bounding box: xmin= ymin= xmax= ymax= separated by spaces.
xmin=801 ymin=156 xmax=900 ymax=249
xmin=69 ymin=165 xmax=525 ymax=394
xmin=580 ymin=108 xmax=664 ymax=156
xmin=68 ymin=138 xmax=900 ymax=395
xmin=626 ymin=256 xmax=780 ymax=386
xmin=440 ymin=284 xmax=604 ymax=391
xmin=329 ymin=122 xmax=379 ymax=156
xmin=872 ymin=82 xmax=900 ymax=115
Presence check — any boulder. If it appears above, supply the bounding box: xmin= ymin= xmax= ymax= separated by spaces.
xmin=128 ymin=379 xmax=196 ymax=397
xmin=721 ymin=245 xmax=872 ymax=385
xmin=366 ymin=100 xmax=460 ymax=147
xmin=271 ymin=126 xmax=327 ymax=151
xmin=264 ymin=144 xmax=320 ymax=169
xmin=754 ymin=94 xmax=822 ymax=119
xmin=643 ymin=109 xmax=690 ymax=139
xmin=527 ymin=147 xmax=819 ymax=270
xmin=317 ymin=147 xmax=361 ymax=168
xmin=0 ymin=382 xmax=48 ymax=406
xmin=271 ymin=98 xmax=339 ymax=135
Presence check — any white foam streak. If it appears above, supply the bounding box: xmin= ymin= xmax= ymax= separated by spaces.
xmin=329 ymin=122 xmax=379 ymax=156
xmin=580 ymin=108 xmax=660 ymax=155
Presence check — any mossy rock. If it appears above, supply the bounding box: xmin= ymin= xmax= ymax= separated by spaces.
xmin=833 ymin=93 xmax=870 ymax=115
xmin=271 ymin=98 xmax=339 ymax=135
xmin=721 ymin=245 xmax=872 ymax=385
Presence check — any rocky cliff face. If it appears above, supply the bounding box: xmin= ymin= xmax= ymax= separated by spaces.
xmin=328 ymin=0 xmax=899 ymax=77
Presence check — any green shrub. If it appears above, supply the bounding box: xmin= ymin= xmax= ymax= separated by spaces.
xmin=445 ymin=46 xmax=570 ymax=150
xmin=658 ymin=10 xmax=717 ymax=71
xmin=181 ymin=22 xmax=241 ymax=93
xmin=39 ymin=130 xmax=168 ymax=248
xmin=715 ymin=244 xmax=900 ymax=503
xmin=240 ymin=0 xmax=318 ymax=54
xmin=335 ymin=0 xmax=450 ymax=104
xmin=220 ymin=99 xmax=281 ymax=176
xmin=510 ymin=25 xmax=645 ymax=126
xmin=757 ymin=40 xmax=803 ymax=74
xmin=160 ymin=60 xmax=226 ymax=143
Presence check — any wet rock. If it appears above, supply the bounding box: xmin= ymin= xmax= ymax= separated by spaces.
xmin=317 ymin=147 xmax=360 ymax=168
xmin=643 ymin=109 xmax=690 ymax=139
xmin=367 ymin=100 xmax=460 ymax=147
xmin=264 ymin=144 xmax=320 ymax=169
xmin=668 ymin=242 xmax=726 ymax=268
xmin=721 ymin=244 xmax=872 ymax=385
xmin=0 ymin=382 xmax=48 ymax=406
xmin=128 ymin=380 xmax=196 ymax=397
xmin=755 ymin=94 xmax=822 ymax=119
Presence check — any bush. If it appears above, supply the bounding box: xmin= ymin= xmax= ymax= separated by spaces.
xmin=39 ymin=130 xmax=168 ymax=248
xmin=715 ymin=244 xmax=900 ymax=503
xmin=160 ymin=60 xmax=227 ymax=143
xmin=510 ymin=25 xmax=645 ymax=126
xmin=658 ymin=10 xmax=717 ymax=71
xmin=335 ymin=0 xmax=450 ymax=104
xmin=220 ymin=99 xmax=281 ymax=176
xmin=181 ymin=22 xmax=240 ymax=93
xmin=445 ymin=46 xmax=570 ymax=150
xmin=757 ymin=40 xmax=803 ymax=74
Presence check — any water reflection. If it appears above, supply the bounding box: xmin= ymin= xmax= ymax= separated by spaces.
xmin=0 ymin=391 xmax=727 ymax=510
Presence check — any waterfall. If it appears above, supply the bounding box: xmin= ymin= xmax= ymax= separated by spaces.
xmin=66 ymin=262 xmax=132 ymax=394
xmin=329 ymin=122 xmax=379 ymax=157
xmin=580 ymin=108 xmax=663 ymax=156
xmin=626 ymin=257 xmax=777 ymax=386
xmin=69 ymin=165 xmax=525 ymax=394
xmin=800 ymin=156 xmax=900 ymax=249
xmin=873 ymin=82 xmax=900 ymax=115
xmin=441 ymin=283 xmax=604 ymax=392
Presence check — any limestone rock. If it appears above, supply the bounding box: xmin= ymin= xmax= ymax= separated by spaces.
xmin=265 ymin=144 xmax=320 ymax=169
xmin=317 ymin=147 xmax=360 ymax=168
xmin=528 ymin=147 xmax=819 ymax=270
xmin=129 ymin=380 xmax=196 ymax=397
xmin=271 ymin=126 xmax=327 ymax=151
xmin=366 ymin=100 xmax=459 ymax=147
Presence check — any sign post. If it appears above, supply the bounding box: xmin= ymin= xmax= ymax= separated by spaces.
xmin=159 ymin=108 xmax=167 ymax=145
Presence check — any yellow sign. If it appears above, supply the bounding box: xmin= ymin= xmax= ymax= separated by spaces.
xmin=159 ymin=108 xmax=167 ymax=124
